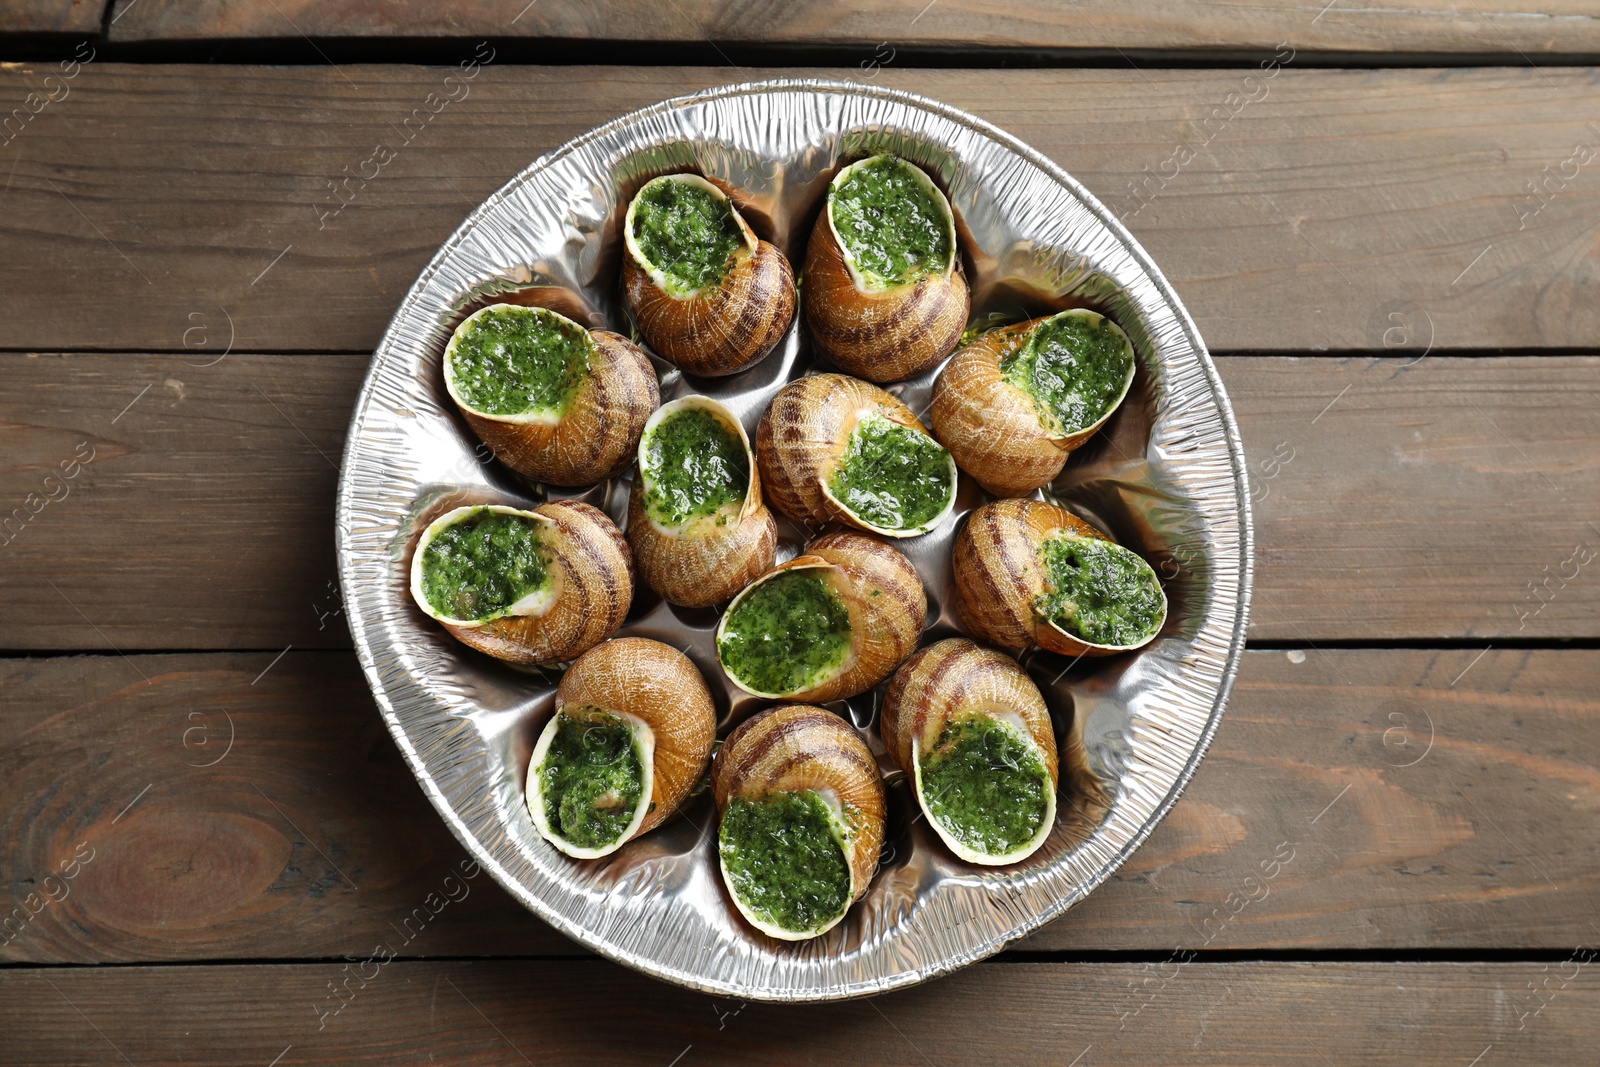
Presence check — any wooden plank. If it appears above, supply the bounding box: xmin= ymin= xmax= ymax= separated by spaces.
xmin=1223 ymin=354 xmax=1600 ymax=643
xmin=101 ymin=0 xmax=1600 ymax=59
xmin=1 ymin=64 xmax=1598 ymax=353
xmin=3 ymin=648 xmax=1594 ymax=963
xmin=0 ymin=0 xmax=101 ymax=34
xmin=1028 ymin=644 xmax=1600 ymax=952
xmin=2 ymin=352 xmax=1594 ymax=650
xmin=4 ymin=959 xmax=1599 ymax=1064
xmin=0 ymin=650 xmax=576 ymax=962
xmin=0 ymin=353 xmax=363 ymax=652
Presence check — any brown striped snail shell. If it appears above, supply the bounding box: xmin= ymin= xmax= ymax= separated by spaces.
xmin=444 ymin=304 xmax=659 ymax=487
xmin=715 ymin=529 xmax=925 ymax=703
xmin=711 ymin=704 xmax=885 ymax=940
xmin=881 ymin=638 xmax=1058 ymax=865
xmin=951 ymin=498 xmax=1167 ymax=658
xmin=409 ymin=499 xmax=634 ymax=666
xmin=754 ymin=372 xmax=957 ymax=539
xmin=622 ymin=173 xmax=796 ymax=378
xmin=528 ymin=637 xmax=716 ymax=859
xmin=626 ymin=395 xmax=777 ymax=608
xmin=930 ymin=309 xmax=1136 ymax=496
xmin=801 ymin=154 xmax=969 ymax=383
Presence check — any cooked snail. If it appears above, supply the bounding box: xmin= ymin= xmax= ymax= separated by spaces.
xmin=715 ymin=529 xmax=924 ymax=702
xmin=626 ymin=395 xmax=777 ymax=607
xmin=952 ymin=499 xmax=1166 ymax=657
xmin=802 ymin=154 xmax=969 ymax=383
xmin=711 ymin=704 xmax=885 ymax=940
xmin=409 ymin=500 xmax=634 ymax=665
xmin=882 ymin=638 xmax=1058 ymax=865
xmin=443 ymin=304 xmax=658 ymax=486
xmin=755 ymin=372 xmax=957 ymax=539
xmin=622 ymin=173 xmax=796 ymax=377
xmin=931 ymin=309 xmax=1136 ymax=495
xmin=527 ymin=637 xmax=716 ymax=859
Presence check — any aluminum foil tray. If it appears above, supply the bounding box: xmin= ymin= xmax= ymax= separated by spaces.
xmin=335 ymin=79 xmax=1254 ymax=1001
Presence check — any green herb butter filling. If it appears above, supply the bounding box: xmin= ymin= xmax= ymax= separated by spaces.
xmin=629 ymin=176 xmax=745 ymax=297
xmin=828 ymin=155 xmax=954 ymax=290
xmin=827 ymin=413 xmax=955 ymax=534
xmin=420 ymin=508 xmax=550 ymax=623
xmin=720 ymin=790 xmax=853 ymax=934
xmin=447 ymin=305 xmax=591 ymax=418
xmin=1034 ymin=534 xmax=1165 ymax=647
xmin=1000 ymin=311 xmax=1134 ymax=436
xmin=640 ymin=407 xmax=748 ymax=528
xmin=537 ymin=709 xmax=646 ymax=852
xmin=919 ymin=715 xmax=1053 ymax=857
xmin=717 ymin=570 xmax=853 ymax=695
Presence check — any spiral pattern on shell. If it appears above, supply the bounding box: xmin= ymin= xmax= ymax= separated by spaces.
xmin=530 ymin=636 xmax=715 ymax=854
xmin=623 ymin=175 xmax=796 ymax=378
xmin=931 ymin=324 xmax=1065 ymax=496
xmin=712 ymin=705 xmax=885 ymax=926
xmin=806 ymin=530 xmax=926 ymax=698
xmin=716 ymin=529 xmax=925 ymax=703
xmin=414 ymin=499 xmax=634 ymax=666
xmin=626 ymin=396 xmax=777 ymax=607
xmin=881 ymin=638 xmax=1058 ymax=864
xmin=754 ymin=372 xmax=954 ymax=538
xmin=931 ymin=312 xmax=1134 ymax=496
xmin=952 ymin=498 xmax=1165 ymax=658
xmin=880 ymin=637 xmax=1058 ymax=787
xmin=801 ymin=163 xmax=969 ymax=384
xmin=448 ymin=308 xmax=660 ymax=487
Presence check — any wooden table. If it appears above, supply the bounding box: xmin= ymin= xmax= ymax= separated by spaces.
xmin=2 ymin=2 xmax=1597 ymax=1063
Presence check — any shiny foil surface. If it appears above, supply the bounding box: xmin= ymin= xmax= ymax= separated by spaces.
xmin=335 ymin=80 xmax=1254 ymax=1001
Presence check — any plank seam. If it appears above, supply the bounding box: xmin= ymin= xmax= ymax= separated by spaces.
xmin=1 ymin=949 xmax=1592 ymax=970
xmin=6 ymin=38 xmax=1600 ymax=69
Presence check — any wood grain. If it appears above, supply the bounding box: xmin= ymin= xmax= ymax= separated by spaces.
xmin=1030 ymin=644 xmax=1600 ymax=952
xmin=0 ymin=650 xmax=575 ymax=962
xmin=3 ymin=647 xmax=1593 ymax=963
xmin=1 ymin=352 xmax=1594 ymax=650
xmin=4 ymin=958 xmax=1598 ymax=1065
xmin=0 ymin=352 xmax=361 ymax=652
xmin=0 ymin=0 xmax=101 ymax=34
xmin=100 ymin=0 xmax=1600 ymax=59
xmin=1 ymin=64 xmax=1598 ymax=353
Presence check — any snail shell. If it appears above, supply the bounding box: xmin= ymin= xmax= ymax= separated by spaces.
xmin=881 ymin=638 xmax=1058 ymax=865
xmin=952 ymin=498 xmax=1167 ymax=658
xmin=622 ymin=173 xmax=796 ymax=378
xmin=715 ymin=529 xmax=925 ymax=703
xmin=711 ymin=704 xmax=885 ymax=940
xmin=409 ymin=499 xmax=634 ymax=666
xmin=444 ymin=304 xmax=659 ymax=487
xmin=754 ymin=372 xmax=957 ymax=539
xmin=527 ymin=637 xmax=716 ymax=859
xmin=626 ymin=395 xmax=777 ymax=607
xmin=801 ymin=154 xmax=969 ymax=383
xmin=930 ymin=309 xmax=1136 ymax=496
